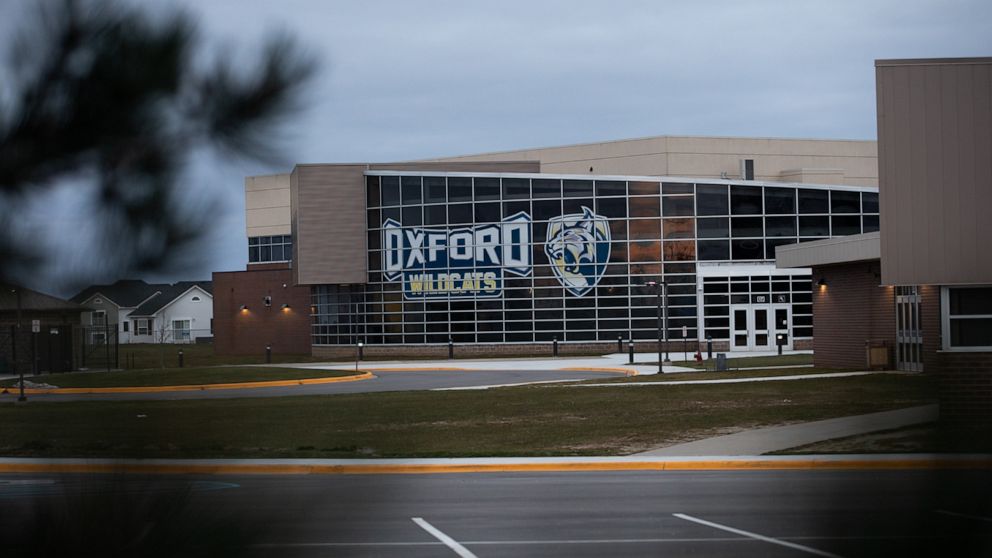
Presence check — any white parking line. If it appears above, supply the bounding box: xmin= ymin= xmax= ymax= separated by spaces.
xmin=936 ymin=509 xmax=992 ymax=523
xmin=673 ymin=513 xmax=845 ymax=558
xmin=411 ymin=517 xmax=478 ymax=558
xmin=433 ymin=379 xmax=584 ymax=391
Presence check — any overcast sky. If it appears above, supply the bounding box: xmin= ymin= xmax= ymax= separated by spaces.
xmin=3 ymin=0 xmax=990 ymax=294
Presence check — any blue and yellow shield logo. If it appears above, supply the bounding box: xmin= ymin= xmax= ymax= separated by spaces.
xmin=545 ymin=207 xmax=611 ymax=297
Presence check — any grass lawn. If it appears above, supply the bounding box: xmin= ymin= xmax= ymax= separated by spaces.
xmin=0 ymin=367 xmax=358 ymax=388
xmin=0 ymin=373 xmax=934 ymax=458
xmin=667 ymin=353 xmax=814 ymax=370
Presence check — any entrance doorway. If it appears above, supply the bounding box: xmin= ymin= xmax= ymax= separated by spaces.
xmin=730 ymin=304 xmax=792 ymax=351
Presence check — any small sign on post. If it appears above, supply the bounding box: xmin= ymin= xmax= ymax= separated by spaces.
xmin=31 ymin=319 xmax=40 ymax=333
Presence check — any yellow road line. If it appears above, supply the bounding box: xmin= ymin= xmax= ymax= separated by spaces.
xmin=3 ymin=371 xmax=374 ymax=395
xmin=0 ymin=458 xmax=987 ymax=476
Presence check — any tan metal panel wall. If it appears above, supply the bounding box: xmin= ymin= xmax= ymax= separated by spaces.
xmin=427 ymin=136 xmax=877 ymax=186
xmin=292 ymin=161 xmax=541 ymax=286
xmin=876 ymin=58 xmax=992 ymax=285
xmin=245 ymin=174 xmax=291 ymax=236
xmin=369 ymin=161 xmax=540 ymax=173
xmin=292 ymin=165 xmax=367 ymax=285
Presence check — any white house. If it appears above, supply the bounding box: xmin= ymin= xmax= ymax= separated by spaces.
xmin=72 ymin=280 xmax=213 ymax=344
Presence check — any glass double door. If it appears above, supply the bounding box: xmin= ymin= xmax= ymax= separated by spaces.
xmin=730 ymin=304 xmax=792 ymax=351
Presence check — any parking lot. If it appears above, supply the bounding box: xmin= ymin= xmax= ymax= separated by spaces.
xmin=4 ymin=468 xmax=990 ymax=557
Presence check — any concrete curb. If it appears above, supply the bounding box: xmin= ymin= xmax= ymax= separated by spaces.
xmin=0 ymin=371 xmax=375 ymax=395
xmin=0 ymin=455 xmax=988 ymax=475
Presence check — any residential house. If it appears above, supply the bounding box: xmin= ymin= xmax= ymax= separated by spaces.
xmin=71 ymin=279 xmax=213 ymax=344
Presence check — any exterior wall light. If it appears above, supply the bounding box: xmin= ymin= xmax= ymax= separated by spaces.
xmin=239 ymin=304 xmax=248 ymax=311
xmin=817 ymin=278 xmax=828 ymax=287
xmin=264 ymin=295 xmax=272 ymax=307
xmin=281 ymin=303 xmax=290 ymax=310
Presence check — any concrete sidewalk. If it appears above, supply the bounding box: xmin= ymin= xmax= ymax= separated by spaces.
xmin=288 ymin=349 xmax=814 ymax=377
xmin=637 ymin=404 xmax=939 ymax=456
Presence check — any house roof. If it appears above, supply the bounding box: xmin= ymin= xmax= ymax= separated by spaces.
xmin=130 ymin=281 xmax=213 ymax=317
xmin=70 ymin=279 xmax=163 ymax=307
xmin=0 ymin=284 xmax=91 ymax=313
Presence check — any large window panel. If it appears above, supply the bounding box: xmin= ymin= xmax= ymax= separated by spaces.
xmin=532 ymin=178 xmax=561 ymax=198
xmin=629 ymin=196 xmax=661 ymax=218
xmin=863 ymin=215 xmax=879 ymax=233
xmin=474 ymin=177 xmax=500 ymax=200
xmin=380 ymin=175 xmax=400 ymax=206
xmin=424 ymin=176 xmax=446 ymax=203
xmin=401 ymin=205 xmax=422 ymax=226
xmin=697 ymin=217 xmax=729 ymax=239
xmin=696 ymin=184 xmax=728 ymax=215
xmin=698 ymin=240 xmax=730 ymax=261
xmin=799 ymin=215 xmax=830 ymax=236
xmin=831 ymin=190 xmax=860 ymax=213
xmin=630 ymin=240 xmax=661 ymax=262
xmin=862 ymin=192 xmax=879 ymax=213
xmin=662 ymin=196 xmax=694 ymax=217
xmin=662 ymin=182 xmax=694 ymax=195
xmin=731 ymin=217 xmax=763 ymax=238
xmin=764 ymin=188 xmax=796 ymax=214
xmin=595 ymin=180 xmax=627 ymax=197
xmin=663 ymin=218 xmax=694 ymax=239
xmin=533 ymin=199 xmax=562 ymax=221
xmin=663 ymin=241 xmax=696 ymax=261
xmin=596 ymin=197 xmax=627 ymax=218
xmin=563 ymin=179 xmax=594 ymax=197
xmin=765 ymin=216 xmax=797 ymax=237
xmin=628 ymin=181 xmax=660 ymax=196
xmin=831 ymin=215 xmax=861 ymax=236
xmin=448 ymin=203 xmax=473 ymax=223
xmin=448 ymin=176 xmax=472 ymax=202
xmin=629 ymin=219 xmax=661 ymax=240
xmin=366 ymin=175 xmax=381 ymax=207
xmin=474 ymin=202 xmax=500 ymax=223
xmin=945 ymin=287 xmax=992 ymax=349
xmin=731 ymin=185 xmax=763 ymax=215
xmin=731 ymin=239 xmax=764 ymax=260
xmin=798 ymin=189 xmax=828 ymax=213
xmin=401 ymin=176 xmax=422 ymax=205
xmin=502 ymin=177 xmax=530 ymax=199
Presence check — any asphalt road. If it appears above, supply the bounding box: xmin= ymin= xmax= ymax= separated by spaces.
xmin=0 ymin=369 xmax=621 ymax=401
xmin=4 ymin=469 xmax=990 ymax=557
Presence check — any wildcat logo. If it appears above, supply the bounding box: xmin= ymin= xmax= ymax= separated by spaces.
xmin=545 ymin=207 xmax=611 ymax=297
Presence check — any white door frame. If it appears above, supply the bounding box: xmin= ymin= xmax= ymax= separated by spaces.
xmin=730 ymin=304 xmax=793 ymax=351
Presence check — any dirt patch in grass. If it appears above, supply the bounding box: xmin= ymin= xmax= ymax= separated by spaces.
xmin=775 ymin=422 xmax=992 ymax=454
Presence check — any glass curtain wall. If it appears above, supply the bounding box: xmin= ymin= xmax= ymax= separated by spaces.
xmin=311 ymin=173 xmax=878 ymax=345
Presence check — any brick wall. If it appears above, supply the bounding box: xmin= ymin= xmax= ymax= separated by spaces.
xmin=213 ymin=269 xmax=312 ymax=355
xmin=936 ymin=351 xmax=992 ymax=427
xmin=812 ymin=261 xmax=895 ymax=369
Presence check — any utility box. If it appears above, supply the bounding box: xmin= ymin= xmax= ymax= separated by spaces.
xmin=866 ymin=340 xmax=890 ymax=370
xmin=715 ymin=353 xmax=728 ymax=371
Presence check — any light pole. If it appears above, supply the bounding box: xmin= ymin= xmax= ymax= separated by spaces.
xmin=645 ymin=280 xmax=670 ymax=374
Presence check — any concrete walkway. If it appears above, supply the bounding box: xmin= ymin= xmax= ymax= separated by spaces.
xmin=637 ymin=404 xmax=939 ymax=456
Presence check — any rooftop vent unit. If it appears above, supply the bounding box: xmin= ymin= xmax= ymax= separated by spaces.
xmin=740 ymin=159 xmax=754 ymax=180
